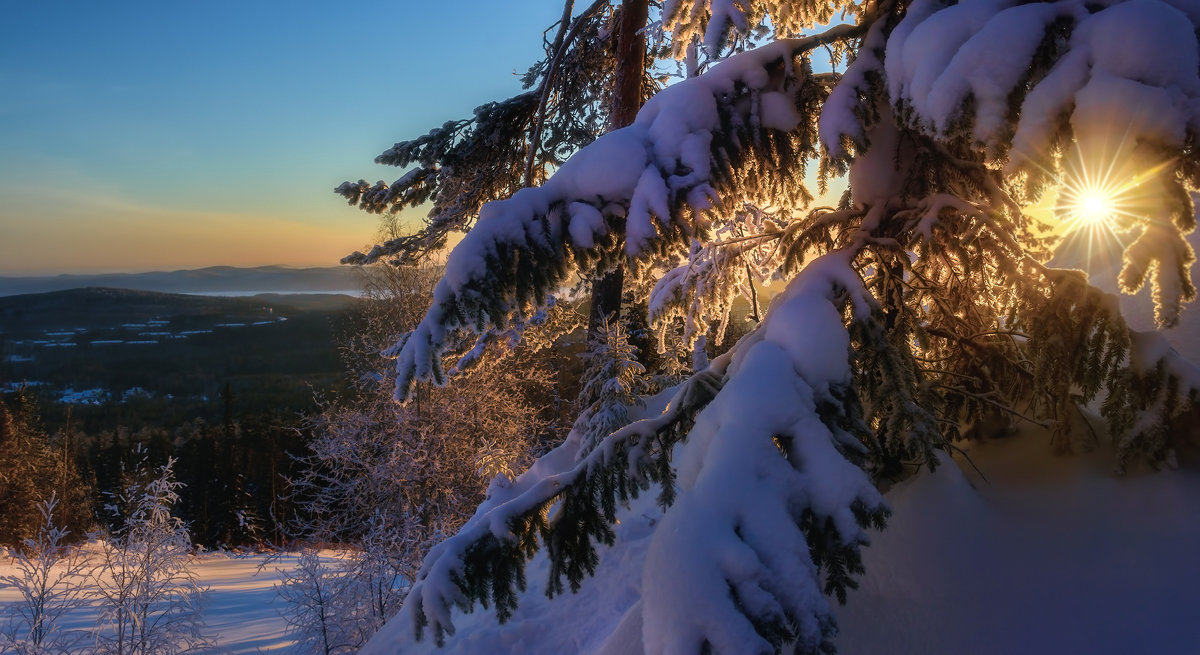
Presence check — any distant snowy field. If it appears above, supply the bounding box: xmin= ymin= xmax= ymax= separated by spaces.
xmin=0 ymin=551 xmax=347 ymax=654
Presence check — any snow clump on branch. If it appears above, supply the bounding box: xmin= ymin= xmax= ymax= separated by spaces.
xmin=387 ymin=37 xmax=835 ymax=401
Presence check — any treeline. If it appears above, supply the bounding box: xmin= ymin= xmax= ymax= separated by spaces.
xmin=0 ymin=390 xmax=310 ymax=549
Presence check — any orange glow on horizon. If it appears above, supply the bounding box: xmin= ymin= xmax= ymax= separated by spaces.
xmin=0 ymin=210 xmax=364 ymax=276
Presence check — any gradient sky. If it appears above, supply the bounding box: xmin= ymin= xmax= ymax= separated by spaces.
xmin=0 ymin=0 xmax=564 ymax=274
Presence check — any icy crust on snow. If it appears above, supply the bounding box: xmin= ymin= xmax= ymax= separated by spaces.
xmin=389 ymin=42 xmax=808 ymax=401
xmin=820 ymin=0 xmax=1200 ymax=164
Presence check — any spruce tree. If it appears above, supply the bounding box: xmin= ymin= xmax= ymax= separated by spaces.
xmin=0 ymin=394 xmax=91 ymax=547
xmin=343 ymin=0 xmax=1200 ymax=652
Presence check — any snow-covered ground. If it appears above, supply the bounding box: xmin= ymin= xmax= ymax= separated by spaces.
xmin=2 ymin=433 xmax=1196 ymax=655
xmin=837 ymin=430 xmax=1200 ymax=654
xmin=0 ymin=550 xmax=346 ymax=654
xmin=189 ymin=552 xmax=306 ymax=654
xmin=359 ymin=423 xmax=1200 ymax=654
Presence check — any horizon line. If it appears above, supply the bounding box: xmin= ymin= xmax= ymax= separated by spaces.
xmin=0 ymin=263 xmax=368 ymax=278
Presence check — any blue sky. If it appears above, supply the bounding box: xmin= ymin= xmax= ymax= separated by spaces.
xmin=0 ymin=0 xmax=563 ymax=273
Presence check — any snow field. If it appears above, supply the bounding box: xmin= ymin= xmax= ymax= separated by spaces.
xmin=0 ymin=549 xmax=347 ymax=654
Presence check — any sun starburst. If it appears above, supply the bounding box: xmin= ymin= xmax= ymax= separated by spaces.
xmin=1047 ymin=145 xmax=1174 ymax=271
xmin=1059 ymin=184 xmax=1122 ymax=233
xmin=1055 ymin=151 xmax=1174 ymax=238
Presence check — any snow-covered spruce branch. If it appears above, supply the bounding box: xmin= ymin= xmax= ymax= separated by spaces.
xmin=404 ymin=247 xmax=900 ymax=654
xmin=339 ymin=2 xmax=619 ymax=267
xmin=875 ymin=180 xmax=1199 ymax=464
xmin=914 ymin=153 xmax=1200 ymax=459
xmin=824 ymin=0 xmax=1200 ymax=327
xmin=657 ymin=157 xmax=1199 ymax=471
xmin=403 ymin=356 xmax=728 ymax=645
xmin=388 ymin=26 xmax=863 ymax=402
xmin=647 ymin=207 xmax=785 ymax=354
xmin=753 ymin=147 xmax=1189 ymax=470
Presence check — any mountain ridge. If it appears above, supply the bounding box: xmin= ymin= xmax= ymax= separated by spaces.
xmin=0 ymin=265 xmax=362 ymax=296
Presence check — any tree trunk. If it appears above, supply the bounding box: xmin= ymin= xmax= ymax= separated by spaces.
xmin=588 ymin=0 xmax=648 ymax=334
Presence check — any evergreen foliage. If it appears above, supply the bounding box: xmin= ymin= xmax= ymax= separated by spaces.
xmin=343 ymin=0 xmax=1200 ymax=652
xmin=573 ymin=320 xmax=650 ymax=457
xmin=337 ymin=0 xmax=637 ymax=266
xmin=0 ymin=394 xmax=92 ymax=548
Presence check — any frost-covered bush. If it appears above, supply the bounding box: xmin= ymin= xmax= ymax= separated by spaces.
xmin=276 ymin=549 xmax=355 ymax=655
xmin=90 ymin=450 xmax=212 ymax=655
xmin=0 ymin=495 xmax=93 ymax=655
xmin=285 ymin=264 xmax=565 ymax=647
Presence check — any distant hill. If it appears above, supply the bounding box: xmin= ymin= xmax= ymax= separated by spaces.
xmin=0 ymin=286 xmax=359 ymax=415
xmin=0 ymin=265 xmax=363 ymax=297
xmin=0 ymin=287 xmax=356 ymax=333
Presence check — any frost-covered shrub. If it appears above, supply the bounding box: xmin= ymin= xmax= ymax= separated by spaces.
xmin=91 ymin=450 xmax=212 ymax=655
xmin=0 ymin=495 xmax=92 ymax=655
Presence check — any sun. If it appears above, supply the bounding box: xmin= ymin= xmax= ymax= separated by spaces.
xmin=1074 ymin=188 xmax=1116 ymax=226
xmin=1046 ymin=143 xmax=1178 ymax=271
xmin=1057 ymin=179 xmax=1128 ymax=236
xmin=1053 ymin=148 xmax=1176 ymax=236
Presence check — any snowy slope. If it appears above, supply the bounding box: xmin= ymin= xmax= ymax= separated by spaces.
xmin=837 ymin=433 xmax=1200 ymax=654
xmin=363 ymin=425 xmax=1200 ymax=654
